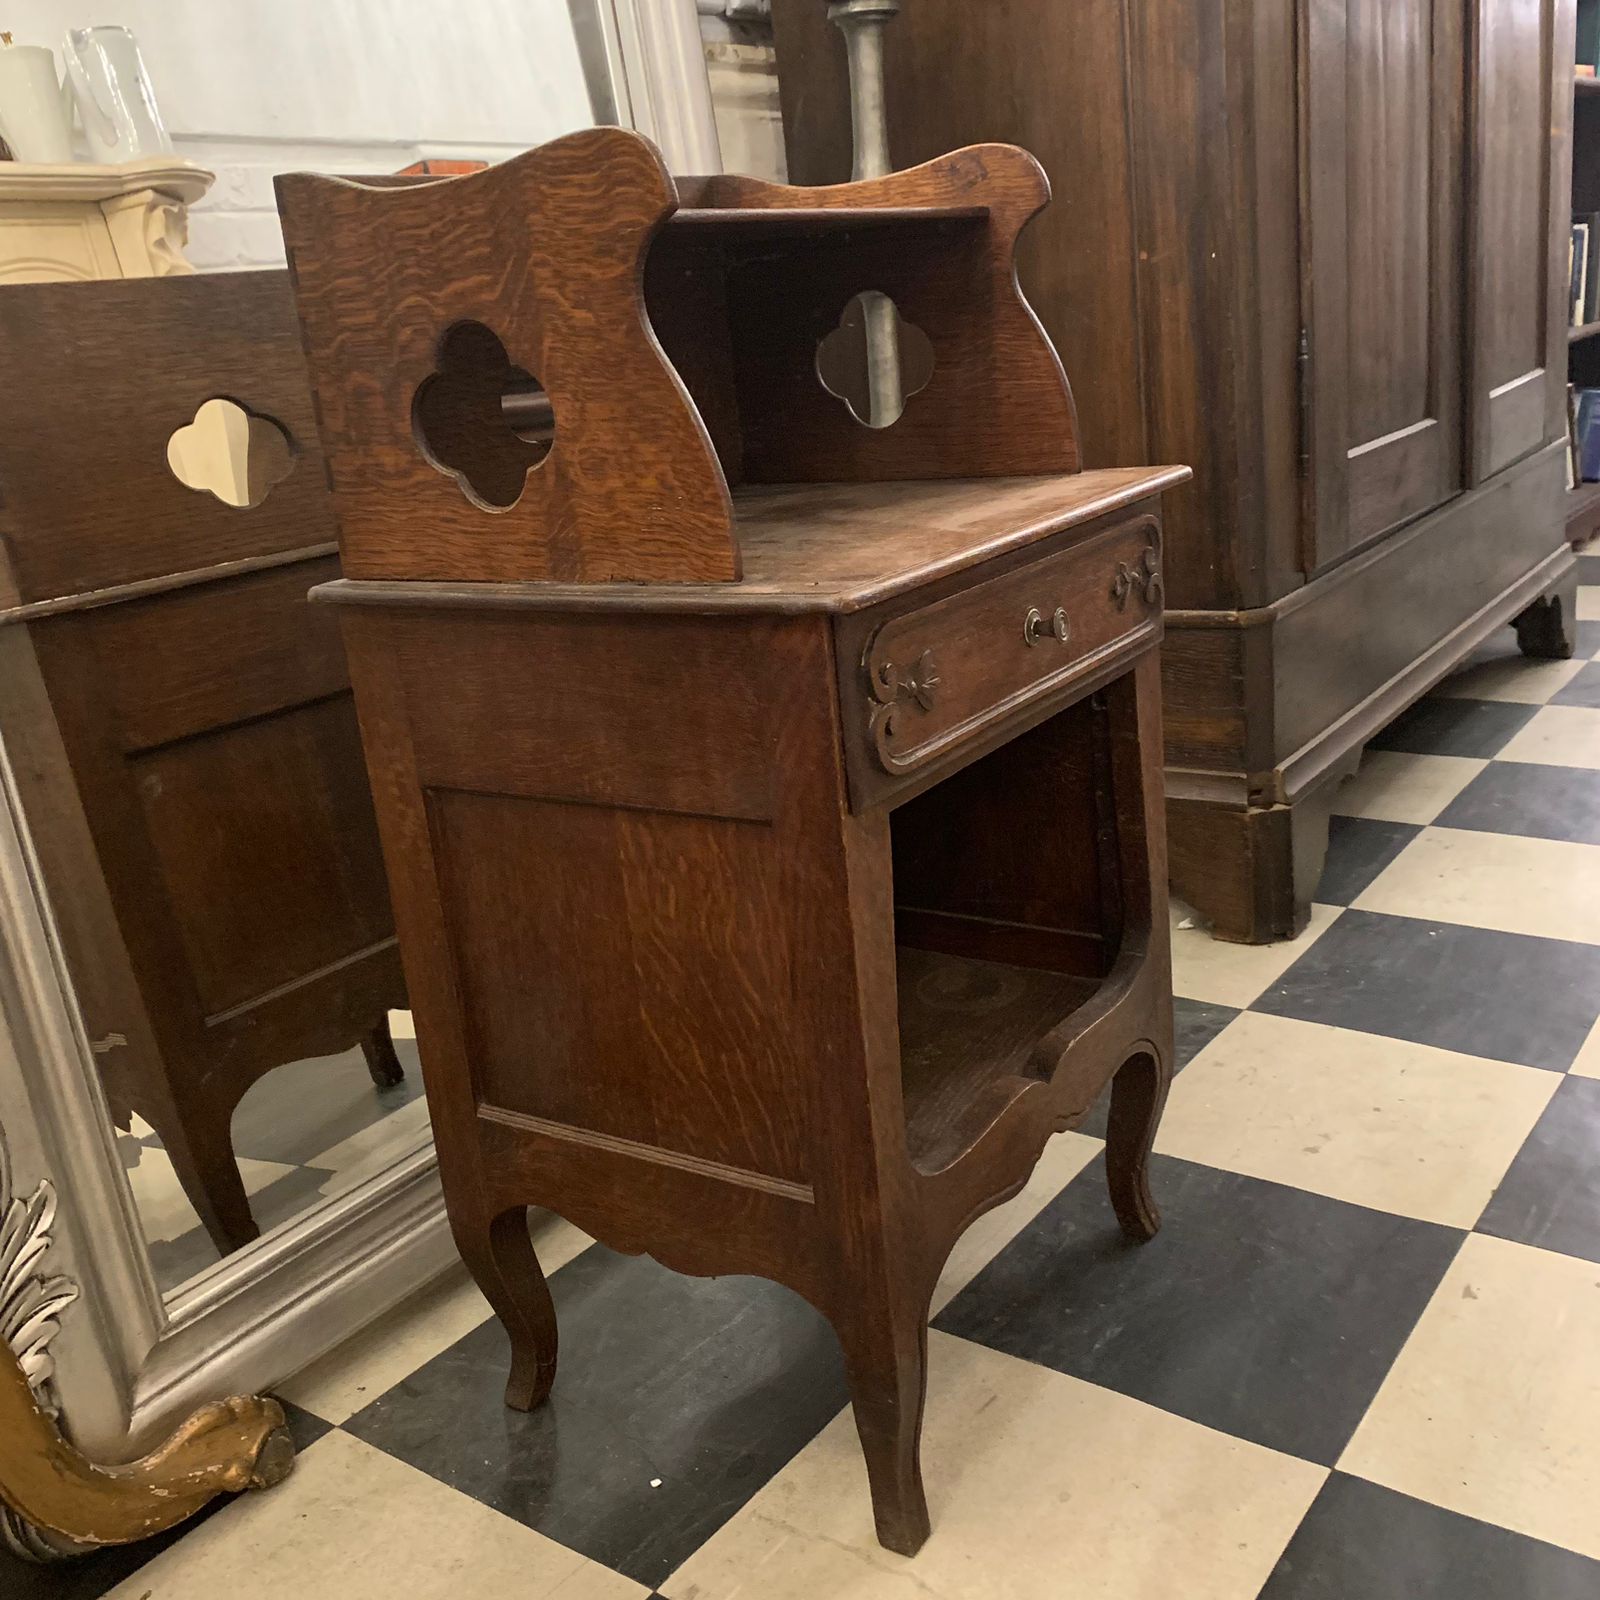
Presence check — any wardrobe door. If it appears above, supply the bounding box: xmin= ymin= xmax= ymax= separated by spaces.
xmin=1303 ymin=0 xmax=1466 ymax=570
xmin=1467 ymin=0 xmax=1574 ymax=483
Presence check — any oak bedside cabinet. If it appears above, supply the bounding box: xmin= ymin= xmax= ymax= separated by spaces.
xmin=277 ymin=126 xmax=1189 ymax=1555
xmin=0 ymin=271 xmax=408 ymax=1254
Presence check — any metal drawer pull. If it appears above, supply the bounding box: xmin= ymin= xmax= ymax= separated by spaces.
xmin=1023 ymin=606 xmax=1070 ymax=647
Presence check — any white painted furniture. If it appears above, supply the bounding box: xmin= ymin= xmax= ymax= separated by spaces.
xmin=0 ymin=157 xmax=210 ymax=284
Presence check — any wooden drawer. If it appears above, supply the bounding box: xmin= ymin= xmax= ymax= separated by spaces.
xmin=846 ymin=514 xmax=1162 ymax=797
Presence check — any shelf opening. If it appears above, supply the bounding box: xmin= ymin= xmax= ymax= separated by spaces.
xmin=887 ymin=694 xmax=1126 ymax=1173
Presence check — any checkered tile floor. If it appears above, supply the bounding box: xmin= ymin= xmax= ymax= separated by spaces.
xmin=13 ymin=606 xmax=1600 ymax=1600
xmin=119 ymin=1022 xmax=427 ymax=1296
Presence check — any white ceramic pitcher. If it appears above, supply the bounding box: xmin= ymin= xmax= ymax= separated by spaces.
xmin=0 ymin=39 xmax=74 ymax=163
xmin=61 ymin=25 xmax=171 ymax=162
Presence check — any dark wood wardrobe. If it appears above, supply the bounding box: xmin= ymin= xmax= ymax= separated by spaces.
xmin=773 ymin=0 xmax=1580 ymax=941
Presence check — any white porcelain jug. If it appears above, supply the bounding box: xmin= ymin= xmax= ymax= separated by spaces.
xmin=0 ymin=40 xmax=73 ymax=164
xmin=61 ymin=25 xmax=171 ymax=163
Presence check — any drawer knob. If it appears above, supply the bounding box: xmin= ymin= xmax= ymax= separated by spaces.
xmin=1023 ymin=606 xmax=1070 ymax=647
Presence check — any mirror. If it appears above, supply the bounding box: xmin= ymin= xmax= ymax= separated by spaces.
xmin=0 ymin=0 xmax=733 ymax=1464
xmin=167 ymin=397 xmax=296 ymax=509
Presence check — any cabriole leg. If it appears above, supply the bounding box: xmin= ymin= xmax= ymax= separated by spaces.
xmin=832 ymin=1269 xmax=932 ymax=1557
xmin=1104 ymin=1047 xmax=1170 ymax=1242
xmin=360 ymin=1017 xmax=406 ymax=1089
xmin=454 ymin=1204 xmax=559 ymax=1411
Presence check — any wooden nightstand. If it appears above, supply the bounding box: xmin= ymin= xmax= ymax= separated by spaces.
xmin=278 ymin=126 xmax=1189 ymax=1556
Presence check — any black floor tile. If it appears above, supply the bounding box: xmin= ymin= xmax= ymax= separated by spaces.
xmin=0 ymin=1498 xmax=225 ymax=1600
xmin=1258 ymin=1472 xmax=1600 ymax=1599
xmin=344 ymin=1246 xmax=847 ymax=1587
xmin=145 ymin=1223 xmax=224 ymax=1291
xmin=1253 ymin=910 xmax=1600 ymax=1071
xmin=1368 ymin=697 xmax=1537 ymax=758
xmin=1074 ymin=998 xmax=1238 ymax=1139
xmin=1575 ymin=552 xmax=1600 ymax=586
xmin=1314 ymin=816 xmax=1420 ymax=906
xmin=0 ymin=1399 xmax=330 ymax=1600
xmin=229 ymin=1039 xmax=425 ymax=1167
xmin=934 ymin=1154 xmax=1462 ymax=1465
xmin=1580 ymin=619 xmax=1600 ymax=658
xmin=252 ymin=1164 xmax=340 ymax=1232
xmin=1476 ymin=1075 xmax=1600 ymax=1264
xmin=1551 ymin=659 xmax=1600 ymax=708
xmin=1436 ymin=760 xmax=1600 ymax=846
xmin=277 ymin=1397 xmax=336 ymax=1452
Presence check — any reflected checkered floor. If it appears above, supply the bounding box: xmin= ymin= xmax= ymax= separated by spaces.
xmin=120 ymin=1015 xmax=427 ymax=1297
xmin=13 ymin=597 xmax=1600 ymax=1600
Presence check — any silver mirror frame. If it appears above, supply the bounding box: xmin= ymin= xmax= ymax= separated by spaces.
xmin=0 ymin=0 xmax=722 ymax=1464
xmin=568 ymin=0 xmax=724 ymax=172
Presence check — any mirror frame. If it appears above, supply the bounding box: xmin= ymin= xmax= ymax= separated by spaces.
xmin=0 ymin=0 xmax=721 ymax=1463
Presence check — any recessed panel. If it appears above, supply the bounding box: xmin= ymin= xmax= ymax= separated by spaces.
xmin=432 ymin=788 xmax=812 ymax=1185
xmin=135 ymin=694 xmax=393 ymax=1018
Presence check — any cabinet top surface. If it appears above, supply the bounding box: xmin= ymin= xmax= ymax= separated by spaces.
xmin=317 ymin=466 xmax=1190 ymax=617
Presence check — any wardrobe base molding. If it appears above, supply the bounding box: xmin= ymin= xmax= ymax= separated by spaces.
xmin=1164 ymin=444 xmax=1574 ymax=943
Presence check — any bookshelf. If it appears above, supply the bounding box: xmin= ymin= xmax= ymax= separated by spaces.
xmin=1571 ymin=5 xmax=1600 ymax=538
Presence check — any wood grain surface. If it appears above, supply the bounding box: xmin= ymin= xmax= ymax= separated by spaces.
xmin=277 ymin=127 xmax=738 ymax=585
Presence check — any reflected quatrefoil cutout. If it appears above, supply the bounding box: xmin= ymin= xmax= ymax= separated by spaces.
xmin=413 ymin=320 xmax=554 ymax=511
xmin=166 ymin=397 xmax=295 ymax=509
xmin=815 ymin=290 xmax=935 ymax=429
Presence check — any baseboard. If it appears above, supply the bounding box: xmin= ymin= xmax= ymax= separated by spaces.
xmin=1163 ymin=441 xmax=1571 ymax=810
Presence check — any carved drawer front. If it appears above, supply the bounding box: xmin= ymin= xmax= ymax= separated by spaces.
xmin=861 ymin=516 xmax=1161 ymax=777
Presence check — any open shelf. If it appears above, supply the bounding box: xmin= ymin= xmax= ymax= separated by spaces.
xmin=668 ymin=204 xmax=986 ymax=236
xmin=1570 ymin=320 xmax=1600 ymax=344
xmin=1578 ymin=71 xmax=1600 ymax=96
xmin=897 ymin=947 xmax=1097 ymax=1171
xmin=886 ymin=697 xmax=1123 ymax=1173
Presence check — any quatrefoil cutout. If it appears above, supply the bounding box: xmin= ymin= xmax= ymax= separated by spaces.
xmin=166 ymin=397 xmax=295 ymax=509
xmin=815 ymin=290 xmax=935 ymax=429
xmin=412 ymin=320 xmax=554 ymax=511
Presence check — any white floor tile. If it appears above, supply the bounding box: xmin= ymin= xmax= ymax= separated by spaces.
xmin=106 ymin=1430 xmax=645 ymax=1600
xmin=1170 ymin=901 xmax=1343 ymax=1009
xmin=1355 ymin=827 xmax=1600 ymax=945
xmin=664 ymin=1332 xmax=1325 ymax=1600
xmin=1576 ymin=586 xmax=1600 ymax=621
xmin=1497 ymin=704 xmax=1600 ymax=769
xmin=1154 ymin=1013 xmax=1557 ymax=1228
xmin=1341 ymin=1233 xmax=1600 ymax=1561
xmin=1331 ymin=750 xmax=1488 ymax=824
xmin=1568 ymin=1014 xmax=1600 ymax=1079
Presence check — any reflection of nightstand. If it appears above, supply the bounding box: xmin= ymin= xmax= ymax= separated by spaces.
xmin=0 ymin=157 xmax=211 ymax=283
xmin=281 ymin=125 xmax=1189 ymax=1558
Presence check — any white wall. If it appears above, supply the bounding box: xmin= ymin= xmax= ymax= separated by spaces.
xmin=9 ymin=2 xmax=597 ymax=268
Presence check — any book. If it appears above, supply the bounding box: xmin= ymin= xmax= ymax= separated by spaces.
xmin=1576 ymin=388 xmax=1600 ymax=482
xmin=1580 ymin=215 xmax=1600 ymax=325
xmin=1570 ymin=385 xmax=1580 ymax=491
xmin=1580 ymin=0 xmax=1600 ymax=71
xmin=1573 ymin=223 xmax=1592 ymax=328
